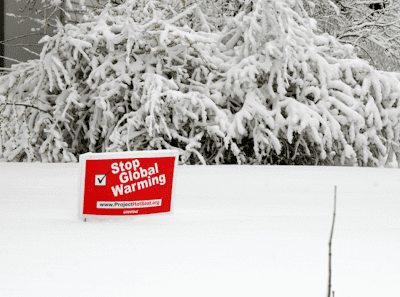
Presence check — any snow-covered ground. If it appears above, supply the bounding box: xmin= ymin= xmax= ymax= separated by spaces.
xmin=0 ymin=163 xmax=399 ymax=297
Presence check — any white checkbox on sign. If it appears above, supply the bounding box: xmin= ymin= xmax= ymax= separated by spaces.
xmin=95 ymin=175 xmax=107 ymax=186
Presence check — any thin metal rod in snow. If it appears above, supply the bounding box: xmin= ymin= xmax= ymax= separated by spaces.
xmin=328 ymin=186 xmax=337 ymax=297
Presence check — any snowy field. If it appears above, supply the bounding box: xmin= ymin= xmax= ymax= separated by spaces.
xmin=0 ymin=163 xmax=399 ymax=297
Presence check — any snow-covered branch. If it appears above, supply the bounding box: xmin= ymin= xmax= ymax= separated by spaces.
xmin=308 ymin=0 xmax=400 ymax=72
xmin=0 ymin=0 xmax=399 ymax=167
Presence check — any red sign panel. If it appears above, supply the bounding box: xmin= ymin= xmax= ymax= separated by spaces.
xmin=78 ymin=150 xmax=179 ymax=220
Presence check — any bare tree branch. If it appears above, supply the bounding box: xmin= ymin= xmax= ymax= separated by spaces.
xmin=328 ymin=185 xmax=337 ymax=297
xmin=1 ymin=43 xmax=43 ymax=47
xmin=0 ymin=103 xmax=51 ymax=114
xmin=0 ymin=55 xmax=23 ymax=63
xmin=0 ymin=33 xmax=46 ymax=43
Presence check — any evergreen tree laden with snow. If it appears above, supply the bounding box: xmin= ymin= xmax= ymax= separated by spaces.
xmin=1 ymin=0 xmax=400 ymax=166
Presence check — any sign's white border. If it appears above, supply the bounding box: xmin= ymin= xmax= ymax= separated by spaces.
xmin=78 ymin=150 xmax=179 ymax=221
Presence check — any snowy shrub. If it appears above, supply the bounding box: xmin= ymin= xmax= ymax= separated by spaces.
xmin=1 ymin=0 xmax=400 ymax=166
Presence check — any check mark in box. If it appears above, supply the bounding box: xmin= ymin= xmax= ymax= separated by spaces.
xmin=95 ymin=174 xmax=107 ymax=186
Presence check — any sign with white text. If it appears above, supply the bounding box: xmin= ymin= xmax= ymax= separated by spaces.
xmin=78 ymin=150 xmax=179 ymax=220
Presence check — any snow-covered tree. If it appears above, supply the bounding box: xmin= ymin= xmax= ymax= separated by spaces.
xmin=306 ymin=0 xmax=400 ymax=72
xmin=1 ymin=0 xmax=400 ymax=166
xmin=1 ymin=1 xmax=114 ymax=68
xmin=1 ymin=1 xmax=83 ymax=71
xmin=5 ymin=0 xmax=89 ymax=27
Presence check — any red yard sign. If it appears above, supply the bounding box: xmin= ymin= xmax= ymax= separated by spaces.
xmin=78 ymin=150 xmax=179 ymax=220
